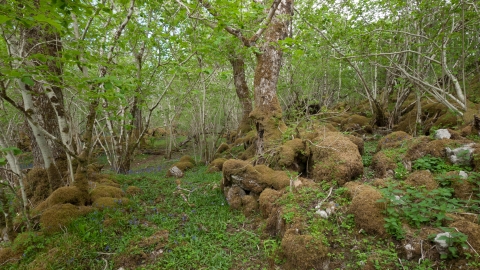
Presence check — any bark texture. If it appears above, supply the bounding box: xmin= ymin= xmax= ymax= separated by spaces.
xmin=250 ymin=0 xmax=293 ymax=157
xmin=229 ymin=54 xmax=253 ymax=135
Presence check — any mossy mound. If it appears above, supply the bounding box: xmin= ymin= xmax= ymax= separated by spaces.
xmin=214 ymin=143 xmax=230 ymax=156
xmin=92 ymin=197 xmax=130 ymax=209
xmin=98 ymin=178 xmax=121 ymax=188
xmin=179 ymin=155 xmax=196 ymax=165
xmin=24 ymin=167 xmax=50 ymax=206
xmin=207 ymin=158 xmax=227 ymax=173
xmin=40 ymin=204 xmax=93 ymax=234
xmin=308 ymin=132 xmax=363 ymax=185
xmin=300 ymin=122 xmax=338 ymax=141
xmin=377 ymin=131 xmax=412 ymax=151
xmin=280 ymin=229 xmax=329 ymax=270
xmin=222 ymin=160 xmax=291 ymax=196
xmin=446 ymin=172 xmax=477 ymax=200
xmin=90 ymin=184 xmax=125 ymax=203
xmin=259 ymin=188 xmax=282 ymax=218
xmin=405 ymin=138 xmax=471 ymax=161
xmin=241 ymin=195 xmax=258 ymax=217
xmin=222 ymin=160 xmax=265 ymax=195
xmin=345 ymin=134 xmax=364 ymax=155
xmin=225 ymin=186 xmax=246 ymax=210
xmin=36 ymin=186 xmax=87 ymax=211
xmin=126 ymin=186 xmax=142 ymax=196
xmin=166 ymin=160 xmax=195 ymax=178
xmin=405 ymin=170 xmax=438 ymax=191
xmin=254 ymin=165 xmax=291 ymax=190
xmin=345 ymin=183 xmax=387 ymax=237
xmin=341 ymin=114 xmax=372 ymax=134
xmin=0 ymin=247 xmax=20 ymax=266
xmin=272 ymin=138 xmax=309 ymax=173
xmin=449 ymin=220 xmax=480 ymax=256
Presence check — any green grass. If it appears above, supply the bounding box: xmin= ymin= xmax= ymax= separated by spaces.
xmin=2 ymin=167 xmax=266 ymax=270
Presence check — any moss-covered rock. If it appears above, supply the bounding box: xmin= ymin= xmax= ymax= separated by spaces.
xmin=207 ymin=158 xmax=227 ymax=173
xmin=36 ymin=186 xmax=87 ymax=211
xmin=346 ymin=183 xmax=387 ymax=237
xmin=280 ymin=229 xmax=329 ymax=270
xmin=377 ymin=131 xmax=412 ymax=151
xmin=308 ymin=132 xmax=363 ymax=185
xmin=40 ymin=204 xmax=93 ymax=234
xmin=405 ymin=170 xmax=438 ymax=191
xmin=90 ymin=184 xmax=125 ymax=203
xmin=92 ymin=197 xmax=130 ymax=209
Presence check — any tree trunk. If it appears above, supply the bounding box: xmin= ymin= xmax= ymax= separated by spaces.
xmin=22 ymin=14 xmax=68 ymax=189
xmin=229 ymin=54 xmax=253 ymax=135
xmin=250 ymin=0 xmax=293 ymax=158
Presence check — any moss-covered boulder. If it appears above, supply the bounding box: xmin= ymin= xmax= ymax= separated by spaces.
xmin=345 ymin=183 xmax=387 ymax=237
xmin=377 ymin=131 xmax=412 ymax=151
xmin=90 ymin=184 xmax=125 ymax=203
xmin=40 ymin=204 xmax=93 ymax=234
xmin=280 ymin=229 xmax=329 ymax=270
xmin=273 ymin=138 xmax=310 ymax=173
xmin=36 ymin=186 xmax=87 ymax=211
xmin=207 ymin=158 xmax=227 ymax=173
xmin=222 ymin=160 xmax=291 ymax=196
xmin=405 ymin=170 xmax=438 ymax=191
xmin=308 ymin=132 xmax=363 ymax=185
xmin=92 ymin=197 xmax=130 ymax=209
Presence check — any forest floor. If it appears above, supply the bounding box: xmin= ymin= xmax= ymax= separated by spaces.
xmin=2 ymin=131 xmax=480 ymax=269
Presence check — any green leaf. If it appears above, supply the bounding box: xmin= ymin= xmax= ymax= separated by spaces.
xmin=0 ymin=15 xmax=12 ymax=25
xmin=21 ymin=76 xmax=35 ymax=86
xmin=33 ymin=15 xmax=63 ymax=31
xmin=0 ymin=157 xmax=6 ymax=166
xmin=2 ymin=147 xmax=22 ymax=155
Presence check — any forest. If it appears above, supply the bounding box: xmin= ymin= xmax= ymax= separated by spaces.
xmin=0 ymin=0 xmax=479 ymax=269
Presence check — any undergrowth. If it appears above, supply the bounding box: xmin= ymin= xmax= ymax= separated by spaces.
xmin=1 ymin=167 xmax=267 ymax=270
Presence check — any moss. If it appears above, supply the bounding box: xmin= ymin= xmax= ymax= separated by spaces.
xmin=40 ymin=204 xmax=93 ymax=234
xmin=241 ymin=195 xmax=258 ymax=217
xmin=280 ymin=229 xmax=329 ymax=270
xmin=0 ymin=247 xmax=20 ymax=266
xmin=98 ymin=178 xmax=121 ymax=188
xmin=341 ymin=114 xmax=371 ymax=134
xmin=254 ymin=165 xmax=291 ymax=190
xmin=90 ymin=184 xmax=125 ymax=203
xmin=273 ymin=138 xmax=309 ymax=172
xmin=238 ymin=144 xmax=255 ymax=160
xmin=222 ymin=159 xmax=264 ymax=194
xmin=225 ymin=186 xmax=245 ymax=210
xmin=345 ymin=134 xmax=364 ymax=155
xmin=179 ymin=155 xmax=196 ymax=165
xmin=207 ymin=158 xmax=227 ymax=173
xmin=259 ymin=188 xmax=282 ymax=218
xmin=371 ymin=152 xmax=397 ymax=178
xmin=449 ymin=220 xmax=480 ymax=256
xmin=92 ymin=197 xmax=130 ymax=209
xmin=215 ymin=143 xmax=230 ymax=155
xmin=346 ymin=184 xmax=387 ymax=237
xmin=308 ymin=132 xmax=363 ymax=185
xmin=166 ymin=161 xmax=195 ymax=177
xmin=126 ymin=186 xmax=142 ymax=196
xmin=405 ymin=170 xmax=438 ymax=191
xmin=377 ymin=131 xmax=412 ymax=151
xmin=25 ymin=167 xmax=50 ymax=206
xmin=138 ymin=230 xmax=169 ymax=249
xmin=36 ymin=186 xmax=86 ymax=211
xmin=449 ymin=172 xmax=477 ymax=200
